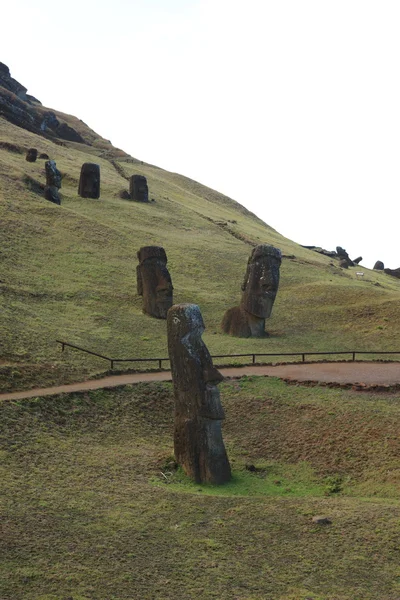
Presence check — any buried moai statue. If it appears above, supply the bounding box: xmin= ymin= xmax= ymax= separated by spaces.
xmin=44 ymin=160 xmax=61 ymax=205
xmin=222 ymin=244 xmax=281 ymax=337
xmin=129 ymin=174 xmax=149 ymax=202
xmin=78 ymin=163 xmax=100 ymax=199
xmin=137 ymin=246 xmax=173 ymax=318
xmin=26 ymin=148 xmax=38 ymax=162
xmin=167 ymin=303 xmax=231 ymax=485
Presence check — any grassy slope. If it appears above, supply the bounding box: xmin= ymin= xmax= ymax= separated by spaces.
xmin=1 ymin=113 xmax=400 ymax=392
xmin=1 ymin=377 xmax=400 ymax=599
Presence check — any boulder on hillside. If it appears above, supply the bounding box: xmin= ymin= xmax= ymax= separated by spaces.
xmin=25 ymin=148 xmax=38 ymax=162
xmin=383 ymin=268 xmax=400 ymax=279
xmin=374 ymin=261 xmax=384 ymax=270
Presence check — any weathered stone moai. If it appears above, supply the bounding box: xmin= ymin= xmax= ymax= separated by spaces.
xmin=374 ymin=261 xmax=384 ymax=270
xmin=44 ymin=160 xmax=62 ymax=205
xmin=129 ymin=174 xmax=149 ymax=202
xmin=167 ymin=303 xmax=231 ymax=485
xmin=222 ymin=244 xmax=281 ymax=337
xmin=78 ymin=163 xmax=100 ymax=199
xmin=137 ymin=246 xmax=173 ymax=318
xmin=26 ymin=148 xmax=37 ymax=162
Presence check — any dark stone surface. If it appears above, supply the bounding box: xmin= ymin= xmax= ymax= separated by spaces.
xmin=25 ymin=148 xmax=37 ymax=162
xmin=222 ymin=244 xmax=281 ymax=337
xmin=353 ymin=256 xmax=363 ymax=264
xmin=137 ymin=246 xmax=173 ymax=318
xmin=129 ymin=175 xmax=149 ymax=202
xmin=44 ymin=160 xmax=61 ymax=205
xmin=383 ymin=268 xmax=400 ymax=279
xmin=56 ymin=122 xmax=85 ymax=143
xmin=336 ymin=247 xmax=354 ymax=267
xmin=339 ymin=259 xmax=349 ymax=269
xmin=39 ymin=153 xmax=49 ymax=159
xmin=374 ymin=261 xmax=384 ymax=270
xmin=167 ymin=303 xmax=231 ymax=485
xmin=78 ymin=163 xmax=100 ymax=199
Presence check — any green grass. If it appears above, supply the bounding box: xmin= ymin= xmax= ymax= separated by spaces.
xmin=1 ymin=377 xmax=400 ymax=599
xmin=1 ymin=113 xmax=400 ymax=391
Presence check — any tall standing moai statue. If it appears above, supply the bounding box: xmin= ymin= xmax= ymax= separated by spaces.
xmin=78 ymin=163 xmax=100 ymax=199
xmin=167 ymin=303 xmax=231 ymax=485
xmin=44 ymin=160 xmax=62 ymax=205
xmin=137 ymin=246 xmax=173 ymax=318
xmin=129 ymin=174 xmax=149 ymax=202
xmin=222 ymin=244 xmax=281 ymax=337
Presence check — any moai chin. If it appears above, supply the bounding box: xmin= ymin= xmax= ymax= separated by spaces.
xmin=137 ymin=246 xmax=173 ymax=318
xmin=26 ymin=148 xmax=38 ymax=162
xmin=167 ymin=303 xmax=231 ymax=485
xmin=129 ymin=174 xmax=149 ymax=202
xmin=44 ymin=160 xmax=61 ymax=205
xmin=78 ymin=163 xmax=100 ymax=199
xmin=222 ymin=244 xmax=281 ymax=337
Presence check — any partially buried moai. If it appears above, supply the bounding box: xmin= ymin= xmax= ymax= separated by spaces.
xmin=130 ymin=174 xmax=149 ymax=202
xmin=44 ymin=160 xmax=61 ymax=205
xmin=78 ymin=163 xmax=100 ymax=199
xmin=222 ymin=244 xmax=281 ymax=337
xmin=167 ymin=303 xmax=231 ymax=485
xmin=25 ymin=148 xmax=38 ymax=162
xmin=137 ymin=246 xmax=173 ymax=318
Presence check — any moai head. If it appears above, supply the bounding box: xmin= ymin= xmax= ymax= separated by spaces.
xmin=78 ymin=163 xmax=100 ymax=199
xmin=44 ymin=160 xmax=61 ymax=205
xmin=45 ymin=160 xmax=61 ymax=188
xmin=137 ymin=246 xmax=173 ymax=318
xmin=26 ymin=148 xmax=37 ymax=162
xmin=129 ymin=174 xmax=149 ymax=202
xmin=241 ymin=244 xmax=282 ymax=319
xmin=167 ymin=303 xmax=231 ymax=484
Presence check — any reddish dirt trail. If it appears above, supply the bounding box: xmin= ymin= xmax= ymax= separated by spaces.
xmin=1 ymin=362 xmax=400 ymax=402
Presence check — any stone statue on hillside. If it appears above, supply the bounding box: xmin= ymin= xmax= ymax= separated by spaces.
xmin=222 ymin=244 xmax=281 ymax=337
xmin=137 ymin=246 xmax=173 ymax=318
xmin=167 ymin=303 xmax=231 ymax=485
xmin=130 ymin=175 xmax=149 ymax=202
xmin=44 ymin=160 xmax=61 ymax=205
xmin=374 ymin=261 xmax=384 ymax=270
xmin=26 ymin=148 xmax=37 ymax=162
xmin=78 ymin=163 xmax=100 ymax=199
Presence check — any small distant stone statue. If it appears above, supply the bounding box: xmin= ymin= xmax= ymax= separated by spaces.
xmin=26 ymin=148 xmax=37 ymax=162
xmin=44 ymin=160 xmax=61 ymax=205
xmin=137 ymin=246 xmax=173 ymax=318
xmin=353 ymin=256 xmax=362 ymax=265
xmin=374 ymin=261 xmax=384 ymax=270
xmin=129 ymin=175 xmax=149 ymax=202
xmin=222 ymin=244 xmax=281 ymax=337
xmin=78 ymin=163 xmax=100 ymax=199
xmin=167 ymin=303 xmax=231 ymax=485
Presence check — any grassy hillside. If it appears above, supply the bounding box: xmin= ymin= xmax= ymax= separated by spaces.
xmin=1 ymin=112 xmax=400 ymax=392
xmin=2 ymin=377 xmax=400 ymax=599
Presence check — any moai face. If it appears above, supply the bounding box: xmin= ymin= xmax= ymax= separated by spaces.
xmin=167 ymin=304 xmax=231 ymax=484
xmin=78 ymin=163 xmax=100 ymax=199
xmin=130 ymin=175 xmax=149 ymax=202
xmin=45 ymin=160 xmax=61 ymax=189
xmin=241 ymin=244 xmax=281 ymax=319
xmin=138 ymin=246 xmax=173 ymax=318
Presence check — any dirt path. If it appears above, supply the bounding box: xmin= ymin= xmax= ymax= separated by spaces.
xmin=1 ymin=362 xmax=400 ymax=402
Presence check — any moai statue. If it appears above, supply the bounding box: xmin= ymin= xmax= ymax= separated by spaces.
xmin=129 ymin=174 xmax=149 ymax=202
xmin=374 ymin=260 xmax=384 ymax=270
xmin=44 ymin=160 xmax=61 ymax=205
xmin=167 ymin=303 xmax=231 ymax=485
xmin=78 ymin=163 xmax=100 ymax=199
xmin=222 ymin=244 xmax=281 ymax=337
xmin=137 ymin=246 xmax=173 ymax=318
xmin=26 ymin=148 xmax=38 ymax=162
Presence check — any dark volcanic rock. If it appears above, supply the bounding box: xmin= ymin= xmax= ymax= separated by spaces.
xmin=383 ymin=268 xmax=400 ymax=279
xmin=39 ymin=153 xmax=49 ymax=160
xmin=167 ymin=303 xmax=231 ymax=485
xmin=56 ymin=122 xmax=85 ymax=143
xmin=339 ymin=259 xmax=349 ymax=269
xmin=78 ymin=163 xmax=100 ymax=199
xmin=25 ymin=148 xmax=38 ymax=162
xmin=129 ymin=175 xmax=149 ymax=202
xmin=222 ymin=244 xmax=281 ymax=337
xmin=374 ymin=261 xmax=384 ymax=270
xmin=0 ymin=62 xmax=28 ymax=99
xmin=336 ymin=247 xmax=354 ymax=267
xmin=353 ymin=256 xmax=363 ymax=264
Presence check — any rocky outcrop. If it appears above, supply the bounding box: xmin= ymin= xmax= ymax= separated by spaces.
xmin=383 ymin=268 xmax=400 ymax=279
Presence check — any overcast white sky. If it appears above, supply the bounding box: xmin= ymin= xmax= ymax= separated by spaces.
xmin=2 ymin=0 xmax=399 ymax=268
